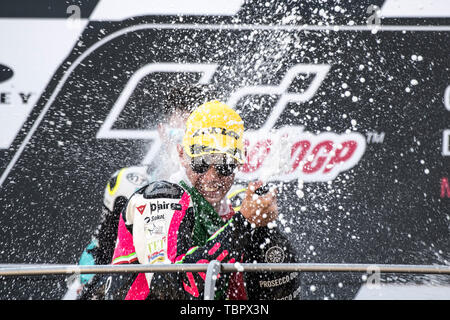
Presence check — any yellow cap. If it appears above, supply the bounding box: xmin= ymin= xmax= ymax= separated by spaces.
xmin=182 ymin=100 xmax=245 ymax=164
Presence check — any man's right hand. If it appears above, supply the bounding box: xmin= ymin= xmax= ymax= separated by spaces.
xmin=239 ymin=180 xmax=278 ymax=227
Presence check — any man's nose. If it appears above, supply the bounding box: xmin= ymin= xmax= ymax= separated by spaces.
xmin=202 ymin=165 xmax=221 ymax=182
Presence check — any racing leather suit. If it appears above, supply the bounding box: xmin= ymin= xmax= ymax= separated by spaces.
xmin=79 ymin=177 xmax=301 ymax=300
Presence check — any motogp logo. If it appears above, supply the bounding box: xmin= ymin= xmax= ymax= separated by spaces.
xmin=240 ymin=126 xmax=366 ymax=182
xmin=97 ymin=63 xmax=366 ymax=182
xmin=227 ymin=64 xmax=366 ymax=182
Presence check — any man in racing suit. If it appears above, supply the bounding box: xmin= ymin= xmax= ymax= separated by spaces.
xmin=81 ymin=100 xmax=301 ymax=300
xmin=66 ymin=84 xmax=220 ymax=299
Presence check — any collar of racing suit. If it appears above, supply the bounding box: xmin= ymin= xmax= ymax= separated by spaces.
xmin=179 ymin=180 xmax=229 ymax=246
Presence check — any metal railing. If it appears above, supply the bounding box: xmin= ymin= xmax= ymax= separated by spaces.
xmin=1 ymin=262 xmax=450 ymax=300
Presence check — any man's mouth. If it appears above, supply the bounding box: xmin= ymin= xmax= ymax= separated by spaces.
xmin=203 ymin=186 xmax=220 ymax=192
xmin=199 ymin=185 xmax=225 ymax=201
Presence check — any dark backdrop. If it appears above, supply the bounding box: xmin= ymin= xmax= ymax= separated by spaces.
xmin=0 ymin=0 xmax=449 ymax=299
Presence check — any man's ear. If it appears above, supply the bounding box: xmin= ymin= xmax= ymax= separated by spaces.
xmin=177 ymin=144 xmax=187 ymax=167
xmin=157 ymin=123 xmax=166 ymax=141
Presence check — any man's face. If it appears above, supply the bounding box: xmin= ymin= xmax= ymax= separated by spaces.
xmin=178 ymin=148 xmax=237 ymax=209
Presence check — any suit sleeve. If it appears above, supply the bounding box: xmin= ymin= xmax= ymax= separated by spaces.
xmin=243 ymin=225 xmax=301 ymax=300
xmin=78 ymin=206 xmax=141 ymax=300
xmin=146 ymin=212 xmax=253 ymax=300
